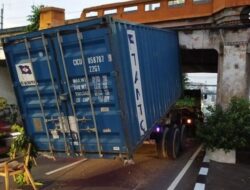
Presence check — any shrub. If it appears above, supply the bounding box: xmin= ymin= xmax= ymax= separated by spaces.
xmin=197 ymin=97 xmax=250 ymax=152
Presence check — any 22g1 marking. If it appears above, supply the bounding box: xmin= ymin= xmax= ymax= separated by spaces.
xmin=89 ymin=65 xmax=100 ymax=73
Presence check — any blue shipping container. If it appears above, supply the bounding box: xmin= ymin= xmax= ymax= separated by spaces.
xmin=3 ymin=17 xmax=182 ymax=158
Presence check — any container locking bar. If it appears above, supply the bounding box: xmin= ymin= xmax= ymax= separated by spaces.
xmin=45 ymin=117 xmax=59 ymax=123
xmin=76 ymin=28 xmax=103 ymax=158
xmin=77 ymin=117 xmax=91 ymax=122
xmin=81 ymin=126 xmax=97 ymax=133
xmin=24 ymin=38 xmax=54 ymax=156
xmin=41 ymin=34 xmax=70 ymax=156
xmin=57 ymin=32 xmax=84 ymax=156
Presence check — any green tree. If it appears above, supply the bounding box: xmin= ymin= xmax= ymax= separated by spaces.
xmin=26 ymin=5 xmax=44 ymax=32
xmin=197 ymin=97 xmax=250 ymax=151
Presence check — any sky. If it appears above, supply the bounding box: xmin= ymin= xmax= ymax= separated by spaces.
xmin=1 ymin=0 xmax=129 ymax=28
xmin=187 ymin=73 xmax=217 ymax=85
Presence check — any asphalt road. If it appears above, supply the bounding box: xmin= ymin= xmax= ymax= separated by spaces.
xmin=0 ymin=139 xmax=204 ymax=190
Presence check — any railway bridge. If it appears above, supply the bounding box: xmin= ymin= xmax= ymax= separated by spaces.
xmin=40 ymin=0 xmax=250 ymax=106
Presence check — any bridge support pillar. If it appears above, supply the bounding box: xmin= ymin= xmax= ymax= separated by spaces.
xmin=217 ymin=42 xmax=250 ymax=108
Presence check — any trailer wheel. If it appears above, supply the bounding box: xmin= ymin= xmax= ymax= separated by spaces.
xmin=167 ymin=126 xmax=181 ymax=159
xmin=156 ymin=127 xmax=169 ymax=159
xmin=180 ymin=124 xmax=187 ymax=151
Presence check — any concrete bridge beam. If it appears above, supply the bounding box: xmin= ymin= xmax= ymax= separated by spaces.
xmin=178 ymin=30 xmax=220 ymax=51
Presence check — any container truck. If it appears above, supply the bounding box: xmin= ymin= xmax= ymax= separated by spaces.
xmin=3 ymin=17 xmax=183 ymax=160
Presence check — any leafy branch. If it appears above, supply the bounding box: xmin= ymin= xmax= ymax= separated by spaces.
xmin=26 ymin=5 xmax=44 ymax=32
xmin=197 ymin=97 xmax=250 ymax=152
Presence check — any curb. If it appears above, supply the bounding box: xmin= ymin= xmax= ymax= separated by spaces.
xmin=194 ymin=154 xmax=210 ymax=190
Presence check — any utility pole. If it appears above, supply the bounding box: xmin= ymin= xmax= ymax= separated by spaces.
xmin=0 ymin=4 xmax=3 ymax=30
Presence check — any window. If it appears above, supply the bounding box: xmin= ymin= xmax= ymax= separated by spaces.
xmin=85 ymin=11 xmax=98 ymax=18
xmin=104 ymin=9 xmax=117 ymax=15
xmin=168 ymin=0 xmax=185 ymax=6
xmin=193 ymin=0 xmax=210 ymax=3
xmin=145 ymin=3 xmax=160 ymax=11
xmin=124 ymin=6 xmax=138 ymax=13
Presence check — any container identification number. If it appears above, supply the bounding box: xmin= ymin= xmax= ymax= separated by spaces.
xmin=73 ymin=56 xmax=104 ymax=66
xmin=88 ymin=55 xmax=104 ymax=73
xmin=73 ymin=55 xmax=104 ymax=73
xmin=88 ymin=55 xmax=104 ymax=64
xmin=73 ymin=59 xmax=83 ymax=66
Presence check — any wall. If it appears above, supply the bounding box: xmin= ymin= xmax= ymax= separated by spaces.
xmin=0 ymin=65 xmax=16 ymax=104
xmin=0 ymin=27 xmax=27 ymax=105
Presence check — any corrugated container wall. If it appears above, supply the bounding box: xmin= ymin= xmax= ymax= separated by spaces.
xmin=3 ymin=17 xmax=182 ymax=158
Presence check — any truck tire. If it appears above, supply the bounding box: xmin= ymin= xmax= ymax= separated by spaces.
xmin=180 ymin=124 xmax=187 ymax=151
xmin=167 ymin=126 xmax=181 ymax=159
xmin=156 ymin=127 xmax=169 ymax=159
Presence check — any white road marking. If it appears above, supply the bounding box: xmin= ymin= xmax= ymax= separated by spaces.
xmin=45 ymin=158 xmax=88 ymax=175
xmin=203 ymin=155 xmax=210 ymax=163
xmin=194 ymin=183 xmax=205 ymax=190
xmin=199 ymin=167 xmax=208 ymax=175
xmin=167 ymin=145 xmax=203 ymax=190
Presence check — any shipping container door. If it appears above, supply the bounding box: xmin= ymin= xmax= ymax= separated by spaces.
xmin=5 ymin=35 xmax=72 ymax=155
